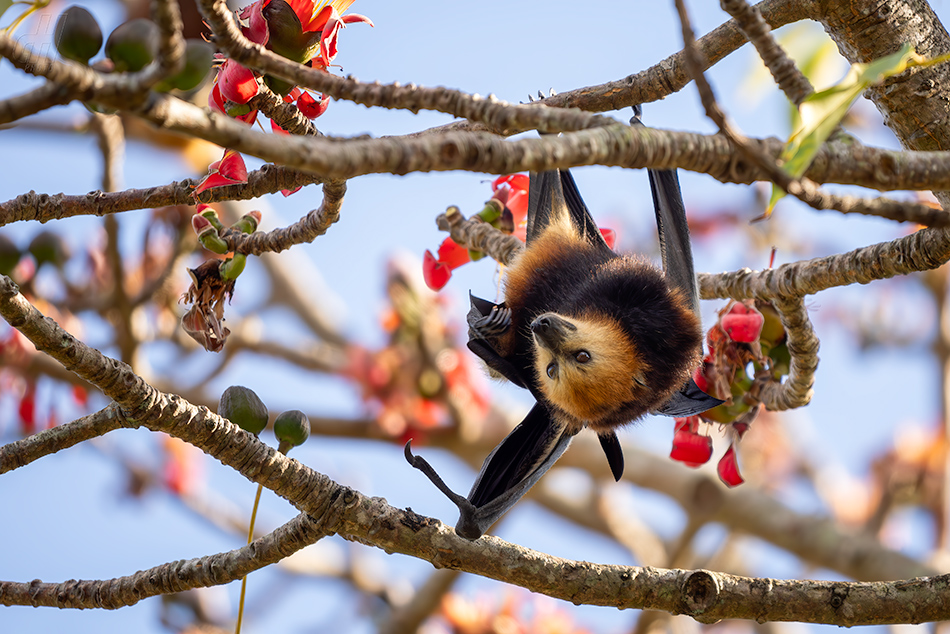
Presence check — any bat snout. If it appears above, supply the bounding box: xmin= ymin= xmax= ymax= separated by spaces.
xmin=531 ymin=313 xmax=576 ymax=350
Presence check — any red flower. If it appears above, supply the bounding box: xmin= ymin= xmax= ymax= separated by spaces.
xmin=422 ymin=238 xmax=471 ymax=290
xmin=18 ymin=382 xmax=36 ymax=436
xmin=217 ymin=59 xmax=260 ymax=105
xmin=493 ymin=174 xmax=529 ymax=225
xmin=717 ymin=443 xmax=745 ymax=487
xmin=237 ymin=0 xmax=373 ymax=67
xmin=305 ymin=0 xmax=374 ymax=67
xmin=422 ymin=249 xmax=452 ymax=291
xmin=720 ymin=301 xmax=765 ymax=343
xmin=670 ymin=416 xmax=712 ymax=467
xmin=194 ymin=150 xmax=249 ymax=196
xmin=296 ymin=90 xmax=329 ymax=118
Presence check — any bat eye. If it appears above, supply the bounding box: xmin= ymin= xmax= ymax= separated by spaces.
xmin=546 ymin=362 xmax=558 ymax=379
xmin=575 ymin=350 xmax=591 ymax=364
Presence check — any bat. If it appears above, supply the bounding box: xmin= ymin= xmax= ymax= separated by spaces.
xmin=406 ymin=115 xmax=721 ymax=539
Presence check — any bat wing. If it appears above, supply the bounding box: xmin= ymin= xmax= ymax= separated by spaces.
xmin=525 ymin=170 xmax=612 ymax=252
xmin=653 ymin=376 xmax=722 ymax=416
xmin=634 ymin=108 xmax=723 ymax=416
xmin=648 ymin=168 xmax=700 ymax=315
xmin=558 ymin=170 xmax=613 ymax=251
xmin=405 ymin=402 xmax=573 ymax=539
xmin=466 ymin=293 xmax=529 ymax=389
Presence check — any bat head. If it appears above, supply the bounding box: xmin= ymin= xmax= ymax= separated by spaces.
xmin=530 ymin=311 xmax=651 ymax=426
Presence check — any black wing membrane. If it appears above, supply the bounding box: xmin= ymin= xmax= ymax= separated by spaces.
xmin=524 ymin=170 xmax=568 ymax=244
xmin=558 ymin=170 xmax=613 ymax=252
xmin=649 ymin=169 xmax=700 ymax=316
xmin=525 ymin=169 xmax=613 ymax=253
xmin=633 ymin=110 xmax=724 ymax=416
xmin=405 ymin=403 xmax=573 ymax=539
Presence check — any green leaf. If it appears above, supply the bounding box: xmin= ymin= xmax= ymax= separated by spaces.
xmin=769 ymin=43 xmax=924 ymax=214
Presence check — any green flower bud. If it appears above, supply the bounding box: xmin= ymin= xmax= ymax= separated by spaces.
xmin=218 ymin=385 xmax=268 ymax=435
xmin=0 ymin=234 xmax=20 ymax=277
xmin=105 ymin=18 xmax=159 ymax=73
xmin=28 ymin=230 xmax=69 ymax=269
xmin=157 ymin=39 xmax=214 ymax=92
xmin=274 ymin=409 xmax=310 ymax=453
xmin=55 ymin=6 xmax=103 ymax=65
xmin=219 ymin=253 xmax=246 ymax=280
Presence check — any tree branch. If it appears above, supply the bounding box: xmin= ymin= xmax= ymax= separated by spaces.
xmin=0 ymin=512 xmax=328 ymax=609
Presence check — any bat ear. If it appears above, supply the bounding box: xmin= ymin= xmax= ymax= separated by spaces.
xmin=653 ymin=378 xmax=724 ymax=417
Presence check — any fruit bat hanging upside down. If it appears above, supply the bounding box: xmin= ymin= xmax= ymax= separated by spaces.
xmin=405 ymin=118 xmax=722 ymax=539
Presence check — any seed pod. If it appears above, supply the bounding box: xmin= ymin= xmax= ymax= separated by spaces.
xmin=105 ymin=18 xmax=159 ymax=72
xmin=0 ymin=234 xmax=20 ymax=276
xmin=274 ymin=409 xmax=310 ymax=453
xmin=55 ymin=6 xmax=103 ymax=64
xmin=28 ymin=230 xmax=69 ymax=269
xmin=158 ymin=39 xmax=214 ymax=92
xmin=218 ymin=385 xmax=268 ymax=435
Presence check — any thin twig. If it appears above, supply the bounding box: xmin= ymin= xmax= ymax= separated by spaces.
xmin=719 ymin=0 xmax=814 ymax=105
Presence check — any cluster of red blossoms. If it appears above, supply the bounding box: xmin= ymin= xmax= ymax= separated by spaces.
xmin=423 ymin=174 xmax=615 ymax=291
xmin=195 ymin=0 xmax=372 ymax=199
xmin=671 ymin=300 xmax=789 ymax=486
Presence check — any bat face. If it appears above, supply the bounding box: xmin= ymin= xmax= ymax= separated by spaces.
xmin=529 ymin=311 xmax=650 ymax=428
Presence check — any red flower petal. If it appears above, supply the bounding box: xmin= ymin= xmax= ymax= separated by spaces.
xmin=208 ymin=83 xmax=226 ymax=114
xmin=72 ymin=385 xmax=88 ymax=407
xmin=692 ymin=364 xmax=709 ymax=393
xmin=720 ymin=302 xmax=765 ymax=343
xmin=239 ymin=0 xmax=270 ymax=45
xmin=218 ymin=60 xmax=259 ymax=105
xmin=341 ymin=12 xmax=373 ymax=26
xmin=493 ymin=174 xmax=529 ymax=193
xmin=194 ymin=151 xmax=248 ymax=195
xmin=436 ymin=237 xmax=470 ymax=270
xmin=297 ymin=91 xmax=330 ymax=119
xmin=717 ymin=443 xmax=745 ymax=487
xmin=670 ymin=416 xmax=712 ymax=467
xmin=319 ymin=14 xmax=343 ymax=64
xmin=217 ymin=150 xmax=248 ymax=182
xmin=18 ymin=384 xmax=36 ymax=435
xmin=300 ymin=2 xmax=332 ymax=32
xmin=600 ymin=228 xmax=617 ymax=249
xmin=422 ymin=249 xmax=451 ymax=291
xmin=493 ymin=174 xmax=530 ymax=223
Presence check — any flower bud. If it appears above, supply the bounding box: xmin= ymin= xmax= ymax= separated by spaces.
xmin=158 ymin=39 xmax=214 ymax=92
xmin=0 ymin=234 xmax=21 ymax=276
xmin=55 ymin=6 xmax=103 ymax=65
xmin=219 ymin=253 xmax=246 ymax=280
xmin=218 ymin=385 xmax=268 ymax=435
xmin=28 ymin=230 xmax=69 ymax=269
xmin=231 ymin=210 xmax=262 ymax=234
xmin=274 ymin=409 xmax=310 ymax=453
xmin=105 ymin=18 xmax=159 ymax=72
